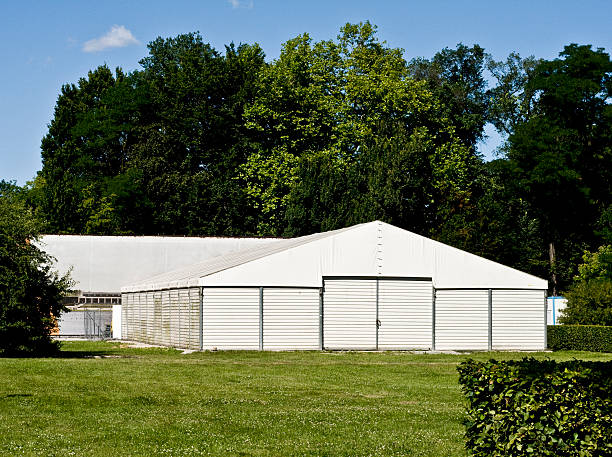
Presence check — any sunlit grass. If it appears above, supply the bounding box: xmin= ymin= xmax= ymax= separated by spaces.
xmin=1 ymin=341 xmax=610 ymax=456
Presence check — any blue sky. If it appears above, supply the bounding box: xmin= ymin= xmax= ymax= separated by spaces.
xmin=1 ymin=0 xmax=611 ymax=185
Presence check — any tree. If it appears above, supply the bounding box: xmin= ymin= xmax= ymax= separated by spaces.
xmin=35 ymin=34 xmax=266 ymax=236
xmin=132 ymin=34 xmax=266 ymax=235
xmin=37 ymin=65 xmax=131 ymax=234
xmin=409 ymin=43 xmax=489 ymax=149
xmin=0 ymin=184 xmax=71 ymax=355
xmin=486 ymin=52 xmax=541 ymax=137
xmin=505 ymin=44 xmax=612 ymax=293
xmin=560 ymin=245 xmax=612 ymax=326
xmin=244 ymin=22 xmax=481 ymax=236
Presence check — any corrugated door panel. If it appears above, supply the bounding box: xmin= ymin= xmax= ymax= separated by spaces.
xmin=189 ymin=288 xmax=200 ymax=350
xmin=134 ymin=292 xmax=142 ymax=342
xmin=144 ymin=292 xmax=152 ymax=343
xmin=169 ymin=289 xmax=180 ymax=348
xmin=178 ymin=288 xmax=191 ymax=348
xmin=143 ymin=292 xmax=152 ymax=343
xmin=161 ymin=290 xmax=171 ymax=347
xmin=121 ymin=294 xmax=128 ymax=340
xmin=154 ymin=291 xmax=163 ymax=345
xmin=378 ymin=280 xmax=432 ymax=350
xmin=140 ymin=292 xmax=147 ymax=342
xmin=263 ymin=288 xmax=319 ymax=350
xmin=435 ymin=290 xmax=488 ymax=350
xmin=128 ymin=293 xmax=135 ymax=340
xmin=203 ymin=288 xmax=260 ymax=350
xmin=493 ymin=290 xmax=545 ymax=350
xmin=134 ymin=292 xmax=142 ymax=341
xmin=323 ymin=279 xmax=377 ymax=350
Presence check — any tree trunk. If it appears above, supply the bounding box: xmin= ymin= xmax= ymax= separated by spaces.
xmin=549 ymin=241 xmax=557 ymax=296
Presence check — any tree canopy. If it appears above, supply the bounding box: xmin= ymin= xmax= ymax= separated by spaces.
xmin=12 ymin=24 xmax=612 ymax=296
xmin=0 ymin=182 xmax=71 ymax=355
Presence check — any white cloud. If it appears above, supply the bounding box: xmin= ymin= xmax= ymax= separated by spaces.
xmin=83 ymin=25 xmax=139 ymax=53
xmin=228 ymin=0 xmax=253 ymax=9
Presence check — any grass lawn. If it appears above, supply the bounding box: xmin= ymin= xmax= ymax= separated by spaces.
xmin=1 ymin=342 xmax=610 ymax=457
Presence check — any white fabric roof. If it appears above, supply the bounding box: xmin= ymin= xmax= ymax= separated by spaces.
xmin=123 ymin=221 xmax=547 ymax=292
xmin=40 ymin=235 xmax=278 ymax=293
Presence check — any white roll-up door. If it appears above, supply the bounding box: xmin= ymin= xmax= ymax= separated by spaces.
xmin=323 ymin=279 xmax=377 ymax=350
xmin=203 ymin=288 xmax=260 ymax=350
xmin=263 ymin=288 xmax=320 ymax=350
xmin=493 ymin=290 xmax=545 ymax=350
xmin=378 ymin=279 xmax=432 ymax=350
xmin=435 ymin=289 xmax=488 ymax=350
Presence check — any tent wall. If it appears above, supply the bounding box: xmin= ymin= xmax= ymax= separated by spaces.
xmin=263 ymin=288 xmax=320 ymax=350
xmin=434 ymin=289 xmax=547 ymax=351
xmin=323 ymin=279 xmax=378 ymax=350
xmin=378 ymin=279 xmax=432 ymax=350
xmin=121 ymin=288 xmax=200 ymax=349
xmin=322 ymin=278 xmax=433 ymax=350
xmin=435 ymin=290 xmax=489 ymax=350
xmin=121 ymin=283 xmax=546 ymax=352
xmin=492 ymin=290 xmax=546 ymax=350
xmin=202 ymin=288 xmax=260 ymax=350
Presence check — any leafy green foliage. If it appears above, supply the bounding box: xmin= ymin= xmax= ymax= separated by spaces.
xmin=560 ymin=246 xmax=612 ymax=325
xmin=0 ymin=187 xmax=71 ymax=355
xmin=575 ymin=245 xmax=612 ymax=282
xmin=561 ymin=279 xmax=612 ymax=326
xmin=457 ymin=358 xmax=612 ymax=456
xmin=548 ymin=325 xmax=612 ymax=352
xmin=19 ymin=28 xmax=612 ymax=292
xmin=409 ymin=43 xmax=489 ymax=148
xmin=505 ymin=44 xmax=612 ymax=292
xmin=243 ymin=22 xmax=479 ymax=235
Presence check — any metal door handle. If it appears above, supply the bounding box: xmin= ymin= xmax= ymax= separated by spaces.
xmin=376 ymin=319 xmax=381 ymax=328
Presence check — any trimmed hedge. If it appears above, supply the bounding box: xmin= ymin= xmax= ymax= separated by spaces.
xmin=457 ymin=358 xmax=612 ymax=457
xmin=548 ymin=325 xmax=612 ymax=352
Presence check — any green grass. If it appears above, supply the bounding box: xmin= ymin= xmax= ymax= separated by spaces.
xmin=1 ymin=343 xmax=610 ymax=457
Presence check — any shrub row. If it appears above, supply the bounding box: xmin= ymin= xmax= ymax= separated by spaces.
xmin=457 ymin=358 xmax=612 ymax=456
xmin=548 ymin=325 xmax=612 ymax=352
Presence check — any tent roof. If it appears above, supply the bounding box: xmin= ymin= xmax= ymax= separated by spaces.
xmin=40 ymin=234 xmax=277 ymax=293
xmin=123 ymin=224 xmax=360 ymax=291
xmin=122 ymin=221 xmax=548 ymax=292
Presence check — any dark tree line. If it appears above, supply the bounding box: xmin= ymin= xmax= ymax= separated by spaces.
xmin=7 ymin=23 xmax=612 ymax=294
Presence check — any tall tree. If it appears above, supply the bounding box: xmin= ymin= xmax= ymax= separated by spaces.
xmin=244 ymin=22 xmax=479 ymax=236
xmin=37 ymin=66 xmax=130 ymax=234
xmin=409 ymin=43 xmax=489 ymax=149
xmin=0 ymin=186 xmax=71 ymax=355
xmin=506 ymin=44 xmax=612 ymax=293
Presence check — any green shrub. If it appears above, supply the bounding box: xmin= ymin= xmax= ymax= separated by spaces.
xmin=0 ymin=190 xmax=71 ymax=356
xmin=457 ymin=358 xmax=612 ymax=457
xmin=561 ymin=279 xmax=612 ymax=325
xmin=548 ymin=325 xmax=612 ymax=352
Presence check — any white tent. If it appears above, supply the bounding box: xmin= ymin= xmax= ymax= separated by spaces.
xmin=121 ymin=221 xmax=548 ymax=351
xmin=40 ymin=234 xmax=277 ymax=294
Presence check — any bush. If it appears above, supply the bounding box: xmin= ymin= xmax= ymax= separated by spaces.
xmin=561 ymin=279 xmax=612 ymax=325
xmin=457 ymin=358 xmax=612 ymax=457
xmin=0 ymin=188 xmax=71 ymax=356
xmin=548 ymin=325 xmax=612 ymax=352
